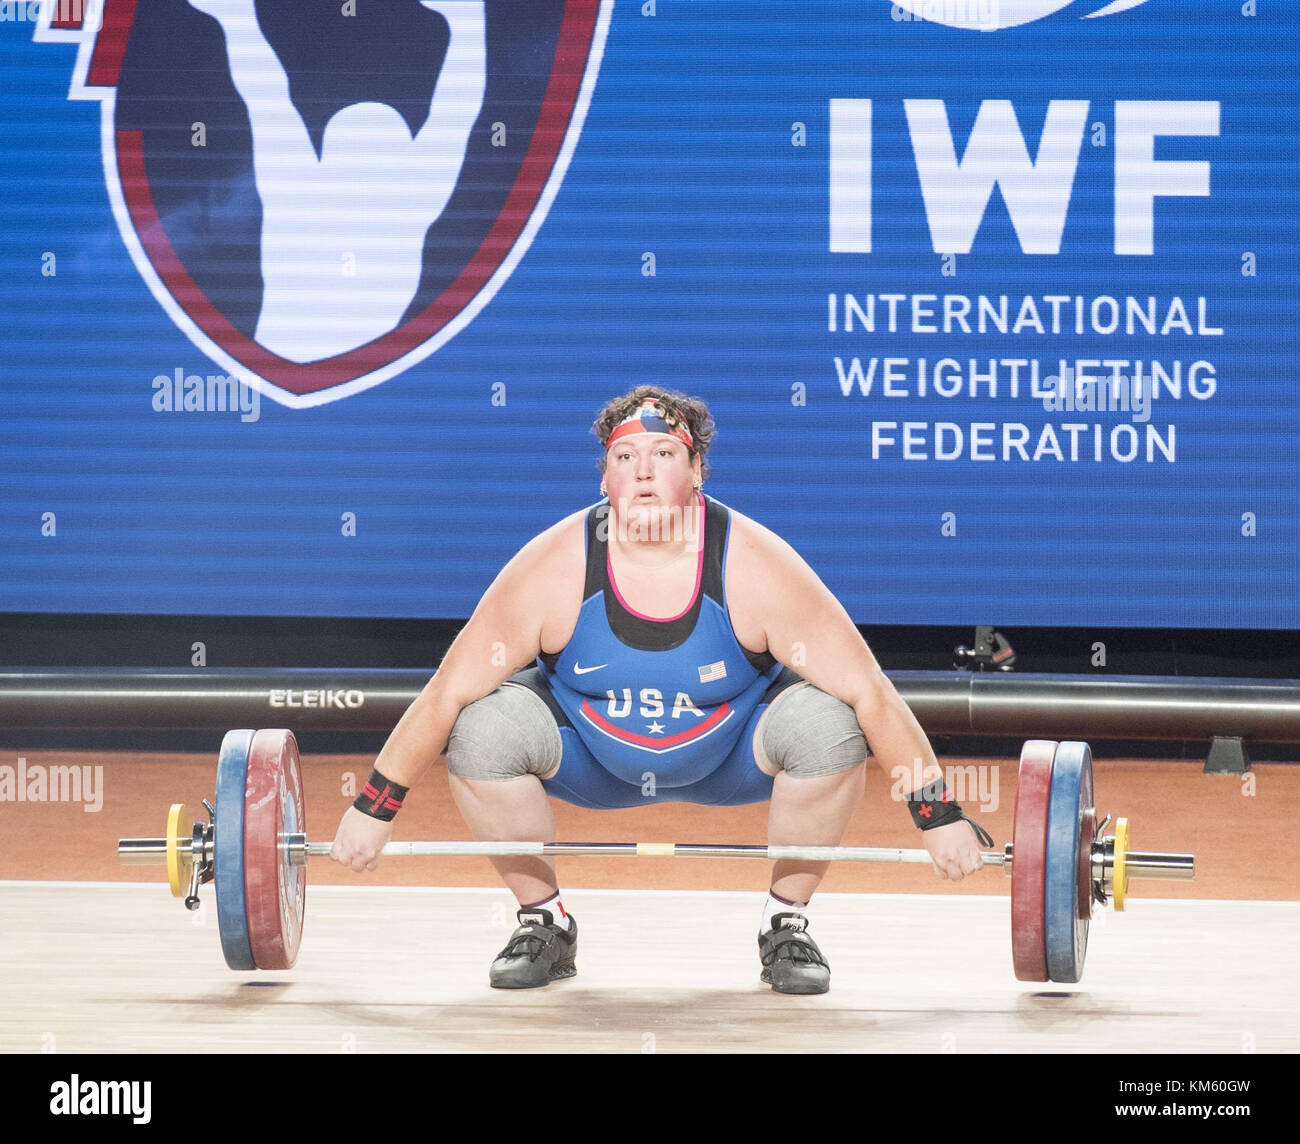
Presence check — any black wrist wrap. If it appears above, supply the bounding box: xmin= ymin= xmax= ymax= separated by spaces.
xmin=354 ymin=769 xmax=409 ymax=822
xmin=904 ymin=780 xmax=995 ymax=847
xmin=905 ymin=779 xmax=964 ymax=831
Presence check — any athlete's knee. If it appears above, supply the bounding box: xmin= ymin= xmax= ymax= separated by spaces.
xmin=446 ymin=684 xmax=562 ymax=782
xmin=761 ymin=683 xmax=869 ymax=778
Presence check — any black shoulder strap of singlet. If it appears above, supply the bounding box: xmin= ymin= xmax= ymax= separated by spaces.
xmin=700 ymin=495 xmax=727 ymax=605
xmin=582 ymin=503 xmax=609 ymax=602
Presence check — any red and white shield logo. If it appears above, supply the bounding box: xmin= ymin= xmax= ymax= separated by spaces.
xmin=35 ymin=0 xmax=611 ymax=406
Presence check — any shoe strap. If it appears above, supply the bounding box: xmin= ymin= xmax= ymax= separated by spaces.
xmin=500 ymin=927 xmax=556 ymax=962
xmin=763 ymin=919 xmax=829 ymax=970
xmin=518 ymin=908 xmax=555 ymax=927
xmin=769 ymin=936 xmax=828 ymax=970
xmin=771 ymin=911 xmax=807 ymax=932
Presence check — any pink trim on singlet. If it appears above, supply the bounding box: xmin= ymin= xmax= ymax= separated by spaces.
xmin=606 ymin=493 xmax=705 ymax=622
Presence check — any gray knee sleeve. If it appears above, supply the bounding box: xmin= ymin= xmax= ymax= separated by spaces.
xmin=761 ymin=683 xmax=869 ymax=778
xmin=446 ymin=683 xmax=563 ymax=781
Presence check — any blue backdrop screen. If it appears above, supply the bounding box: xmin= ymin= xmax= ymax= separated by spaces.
xmin=1 ymin=1 xmax=1296 ymax=626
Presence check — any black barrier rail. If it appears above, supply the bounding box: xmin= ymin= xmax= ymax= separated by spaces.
xmin=1 ymin=667 xmax=1299 ymax=742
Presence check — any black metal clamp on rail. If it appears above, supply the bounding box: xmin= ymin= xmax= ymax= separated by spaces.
xmin=954 ymin=626 xmax=1017 ymax=672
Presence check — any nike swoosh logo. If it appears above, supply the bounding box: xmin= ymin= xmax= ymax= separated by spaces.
xmin=573 ymin=663 xmax=608 ymax=675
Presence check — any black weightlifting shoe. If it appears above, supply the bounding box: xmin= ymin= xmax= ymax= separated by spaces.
xmin=758 ymin=913 xmax=831 ymax=995
xmin=489 ymin=908 xmax=578 ymax=989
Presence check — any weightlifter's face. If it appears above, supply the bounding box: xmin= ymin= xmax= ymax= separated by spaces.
xmin=604 ymin=434 xmax=700 ymax=526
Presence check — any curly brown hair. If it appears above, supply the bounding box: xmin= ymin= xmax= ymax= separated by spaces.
xmin=591 ymin=385 xmax=715 ymax=479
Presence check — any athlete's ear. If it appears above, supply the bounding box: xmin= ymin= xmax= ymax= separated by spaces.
xmin=692 ymin=453 xmax=702 ymax=489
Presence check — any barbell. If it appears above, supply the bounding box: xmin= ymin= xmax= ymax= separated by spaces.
xmin=118 ymin=729 xmax=1195 ymax=982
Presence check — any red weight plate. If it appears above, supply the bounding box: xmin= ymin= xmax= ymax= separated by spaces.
xmin=244 ymin=728 xmax=307 ymax=970
xmin=1011 ymin=740 xmax=1057 ymax=982
xmin=1078 ymin=807 xmax=1096 ymax=922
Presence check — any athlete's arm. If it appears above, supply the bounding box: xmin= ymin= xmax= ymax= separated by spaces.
xmin=726 ymin=513 xmax=984 ymax=881
xmin=330 ymin=511 xmax=585 ymax=870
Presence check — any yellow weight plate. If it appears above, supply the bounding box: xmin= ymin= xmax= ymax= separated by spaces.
xmin=1112 ymin=817 xmax=1130 ymax=912
xmin=166 ymin=803 xmax=191 ymax=898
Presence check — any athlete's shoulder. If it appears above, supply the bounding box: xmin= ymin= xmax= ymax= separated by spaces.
xmin=720 ymin=502 xmax=828 ymax=624
xmin=718 ymin=502 xmax=801 ymax=564
xmin=516 ymin=506 xmax=589 ymax=569
xmin=534 ymin=505 xmax=590 ymax=547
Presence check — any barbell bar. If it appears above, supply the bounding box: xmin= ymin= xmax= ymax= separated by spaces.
xmin=120 ymin=834 xmax=1193 ymax=878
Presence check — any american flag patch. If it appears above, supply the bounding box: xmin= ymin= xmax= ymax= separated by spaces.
xmin=698 ymin=660 xmax=727 ymax=683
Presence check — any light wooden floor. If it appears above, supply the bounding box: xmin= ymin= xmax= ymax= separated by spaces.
xmin=2 ymin=883 xmax=1296 ymax=1054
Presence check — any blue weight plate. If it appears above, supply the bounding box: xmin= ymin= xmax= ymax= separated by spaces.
xmin=1044 ymin=741 xmax=1093 ymax=983
xmin=215 ymin=729 xmax=257 ymax=971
